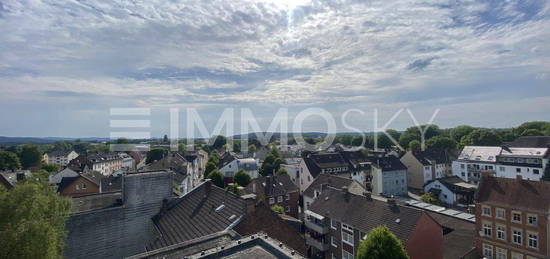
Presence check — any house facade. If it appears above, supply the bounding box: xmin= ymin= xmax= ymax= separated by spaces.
xmin=244 ymin=175 xmax=300 ymax=218
xmin=401 ymin=151 xmax=452 ymax=190
xmin=475 ymin=175 xmax=550 ymax=259
xmin=304 ymin=187 xmax=443 ymax=259
xmin=69 ymin=152 xmax=123 ymax=176
xmin=424 ymin=176 xmax=476 ymax=206
xmin=219 ymin=158 xmax=259 ymax=182
xmin=302 ymin=174 xmax=367 ymax=212
xmin=46 ymin=150 xmax=79 ymax=166
xmin=370 ymin=155 xmax=408 ymax=196
xmin=452 ymin=146 xmax=500 ymax=185
xmin=299 ymin=152 xmax=350 ymax=193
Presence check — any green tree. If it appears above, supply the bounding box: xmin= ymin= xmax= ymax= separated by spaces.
xmin=19 ymin=145 xmax=42 ymax=169
xmin=408 ymin=140 xmax=421 ymax=151
xmin=460 ymin=129 xmax=501 ymax=146
xmin=515 ymin=121 xmax=550 ymax=136
xmin=205 ymin=161 xmax=217 ymax=179
xmin=521 ymin=129 xmax=543 ymax=137
xmin=356 ymin=226 xmax=409 ymax=259
xmin=178 ymin=143 xmax=187 ymax=152
xmin=276 ymin=168 xmax=288 ymax=176
xmin=207 ymin=169 xmax=225 ymax=188
xmin=210 ymin=135 xmax=227 ymax=150
xmin=52 ymin=142 xmax=72 ymax=152
xmin=146 ymin=148 xmax=168 ymax=164
xmin=426 ymin=136 xmax=456 ymax=151
xmin=233 ymin=170 xmax=252 ymax=187
xmin=163 ymin=134 xmax=169 ymax=143
xmin=116 ymin=138 xmax=129 ymax=144
xmin=41 ymin=163 xmax=60 ymax=173
xmin=450 ymin=125 xmax=474 ymax=142
xmin=248 ymin=145 xmax=256 ymax=154
xmin=420 ymin=192 xmax=444 ymax=206
xmin=232 ymin=141 xmax=241 ymax=153
xmin=271 ymin=205 xmax=285 ymax=215
xmin=226 ymin=183 xmax=241 ymax=195
xmin=0 ymin=151 xmax=21 ymax=171
xmin=0 ymin=181 xmax=72 ymax=259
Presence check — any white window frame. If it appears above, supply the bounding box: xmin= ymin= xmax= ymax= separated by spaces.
xmin=496 ymin=225 xmax=506 ymax=241
xmin=512 ymin=211 xmax=521 ymax=223
xmin=269 ymin=197 xmax=275 ymax=204
xmin=277 ymin=196 xmax=283 ymax=203
xmin=496 ymin=247 xmax=507 ymax=259
xmin=483 ymin=222 xmax=492 ymax=238
xmin=331 ymin=236 xmax=337 ymax=247
xmin=511 ymin=252 xmax=523 ymax=259
xmin=285 ymin=193 xmax=290 ymax=200
xmin=512 ymin=229 xmax=522 ymax=245
xmin=331 ymin=219 xmax=338 ymax=230
xmin=342 ymin=249 xmax=353 ymax=259
xmin=483 ymin=243 xmax=493 ymax=259
xmin=482 ymin=205 xmax=492 ymax=217
xmin=527 ymin=214 xmax=538 ymax=226
xmin=527 ymin=232 xmax=538 ymax=250
xmin=495 ymin=208 xmax=505 ymax=219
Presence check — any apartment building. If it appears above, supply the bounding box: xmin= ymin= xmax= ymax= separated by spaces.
xmin=369 ymin=154 xmax=408 ymax=196
xmin=299 ymin=152 xmax=350 ymax=193
xmin=244 ymin=174 xmax=300 ymax=218
xmin=401 ymin=150 xmax=452 ymax=190
xmin=68 ymin=152 xmax=123 ymax=176
xmin=46 ymin=150 xmax=79 ymax=167
xmin=475 ymin=175 xmax=550 ymax=259
xmin=302 ymin=174 xmax=366 ymax=212
xmin=452 ymin=146 xmax=501 ymax=184
xmin=304 ymin=187 xmax=443 ymax=259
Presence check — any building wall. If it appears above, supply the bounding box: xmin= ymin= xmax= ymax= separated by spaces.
xmin=59 ymin=177 xmax=99 ymax=197
xmin=423 ymin=180 xmax=455 ymax=205
xmin=495 ymin=164 xmax=545 ymax=181
xmin=282 ymin=163 xmax=300 ymax=186
xmin=475 ymin=202 xmax=549 ymax=259
xmin=400 ymin=152 xmax=427 ymax=190
xmin=452 ymin=161 xmax=495 ymax=185
xmin=373 ymin=169 xmax=407 ymax=196
xmin=299 ymin=160 xmax=315 ymax=193
xmin=405 ymin=213 xmax=444 ymax=259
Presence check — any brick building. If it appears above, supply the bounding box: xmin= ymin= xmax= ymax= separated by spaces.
xmin=244 ymin=174 xmax=300 ymax=218
xmin=475 ymin=175 xmax=550 ymax=259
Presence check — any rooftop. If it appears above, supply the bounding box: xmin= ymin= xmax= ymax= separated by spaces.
xmin=457 ymin=146 xmax=501 ymax=163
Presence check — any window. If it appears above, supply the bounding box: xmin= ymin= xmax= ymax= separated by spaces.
xmin=483 ymin=222 xmax=492 ymax=237
xmin=342 ymin=250 xmax=353 ymax=259
xmin=331 ymin=236 xmax=337 ymax=247
xmin=482 ymin=206 xmax=492 ymax=217
xmin=527 ymin=215 xmax=537 ymax=226
xmin=516 ymin=168 xmax=521 ymax=173
xmin=277 ymin=196 xmax=283 ymax=203
xmin=483 ymin=244 xmax=493 ymax=259
xmin=461 ymin=164 xmax=465 ymax=169
xmin=285 ymin=206 xmax=290 ymax=212
xmin=269 ymin=197 xmax=275 ymax=204
xmin=285 ymin=194 xmax=290 ymax=200
xmin=496 ymin=247 xmax=507 ymax=259
xmin=512 ymin=212 xmax=521 ymax=223
xmin=331 ymin=219 xmax=338 ymax=229
xmin=528 ymin=232 xmax=538 ymax=249
xmin=342 ymin=231 xmax=353 ymax=245
xmin=533 ymin=169 xmax=539 ymax=175
xmin=461 ymin=172 xmax=465 ymax=177
xmin=82 ymin=183 xmax=87 ymax=189
xmin=496 ymin=208 xmax=505 ymax=219
xmin=75 ymin=184 xmax=81 ymax=190
xmin=496 ymin=225 xmax=506 ymax=240
xmin=500 ymin=166 xmax=505 ymax=172
xmin=512 ymin=229 xmax=522 ymax=245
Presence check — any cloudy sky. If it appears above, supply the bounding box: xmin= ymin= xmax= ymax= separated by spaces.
xmin=1 ymin=0 xmax=549 ymax=138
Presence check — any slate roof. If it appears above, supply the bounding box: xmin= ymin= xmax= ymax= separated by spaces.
xmin=236 ymin=158 xmax=259 ymax=171
xmin=308 ymin=187 xmax=423 ymax=242
xmin=47 ymin=150 xmax=75 ymax=157
xmin=426 ymin=176 xmax=476 ymax=195
xmin=100 ymin=175 xmax=123 ymax=192
xmin=71 ymin=192 xmax=123 ymax=213
xmin=49 ymin=168 xmax=79 ymax=185
xmin=426 ymin=212 xmax=475 ymax=259
xmin=251 ymin=174 xmax=298 ymax=197
xmin=218 ymin=152 xmax=238 ymax=168
xmin=57 ymin=173 xmax=101 ymax=193
xmin=411 ymin=151 xmax=433 ymax=166
xmin=340 ymin=150 xmax=371 ymax=170
xmin=303 ymin=174 xmax=365 ymax=198
xmin=504 ymin=136 xmax=550 ymax=148
xmin=302 ymin=152 xmax=349 ymax=178
xmin=370 ymin=156 xmax=407 ymax=171
xmin=144 ymin=152 xmax=189 ymax=182
xmin=476 ymin=176 xmax=550 ymax=214
xmin=148 ymin=181 xmax=246 ymax=250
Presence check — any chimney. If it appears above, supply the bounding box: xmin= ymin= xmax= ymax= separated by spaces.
xmin=252 ymin=182 xmax=256 ymax=194
xmin=204 ymin=179 xmax=212 ymax=196
xmin=241 ymin=193 xmax=257 ymax=214
xmin=387 ymin=198 xmax=396 ymax=207
xmin=516 ymin=174 xmax=523 ymax=181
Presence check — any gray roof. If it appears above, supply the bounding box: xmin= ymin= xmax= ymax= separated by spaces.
xmin=47 ymin=150 xmax=75 ymax=157
xmin=303 ymin=174 xmax=365 ymax=198
xmin=251 ymin=174 xmax=298 ymax=197
xmin=308 ymin=187 xmax=423 ymax=242
xmin=148 ymin=181 xmax=246 ymax=250
xmin=49 ymin=168 xmax=79 ymax=185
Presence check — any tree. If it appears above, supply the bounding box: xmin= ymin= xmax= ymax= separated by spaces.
xmin=276 ymin=168 xmax=288 ymax=176
xmin=116 ymin=138 xmax=129 ymax=144
xmin=420 ymin=192 xmax=444 ymax=206
xmin=233 ymin=170 xmax=252 ymax=187
xmin=271 ymin=205 xmax=285 ymax=215
xmin=248 ymin=145 xmax=256 ymax=154
xmin=41 ymin=164 xmax=60 ymax=174
xmin=0 ymin=181 xmax=72 ymax=259
xmin=356 ymin=226 xmax=409 ymax=259
xmin=232 ymin=141 xmax=241 ymax=153
xmin=0 ymin=151 xmax=21 ymax=171
xmin=450 ymin=125 xmax=474 ymax=142
xmin=515 ymin=121 xmax=550 ymax=136
xmin=460 ymin=129 xmax=501 ymax=147
xmin=178 ymin=143 xmax=187 ymax=152
xmin=52 ymin=142 xmax=72 ymax=152
xmin=210 ymin=135 xmax=227 ymax=150
xmin=19 ymin=145 xmax=42 ymax=169
xmin=207 ymin=170 xmax=224 ymax=188
xmin=205 ymin=161 xmax=217 ymax=179
xmin=408 ymin=140 xmax=421 ymax=151
xmin=146 ymin=148 xmax=168 ymax=164
xmin=226 ymin=183 xmax=241 ymax=195
xmin=163 ymin=134 xmax=169 ymax=143
xmin=426 ymin=136 xmax=456 ymax=151
xmin=521 ymin=129 xmax=543 ymax=137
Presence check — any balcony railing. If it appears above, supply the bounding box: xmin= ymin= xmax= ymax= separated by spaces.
xmin=305 ymin=220 xmax=329 ymax=234
xmin=306 ymin=235 xmax=329 ymax=251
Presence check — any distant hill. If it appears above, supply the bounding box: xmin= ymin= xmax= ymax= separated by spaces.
xmin=0 ymin=136 xmax=110 ymax=145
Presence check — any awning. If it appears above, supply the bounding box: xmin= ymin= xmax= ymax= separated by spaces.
xmin=304 ymin=210 xmax=324 ymax=220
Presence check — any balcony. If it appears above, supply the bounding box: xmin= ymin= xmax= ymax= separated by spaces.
xmin=306 ymin=235 xmax=329 ymax=251
xmin=305 ymin=219 xmax=329 ymax=234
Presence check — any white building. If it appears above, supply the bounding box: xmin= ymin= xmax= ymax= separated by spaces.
xmin=451 ymin=146 xmax=500 ymax=185
xmin=423 ymin=176 xmax=476 ymax=206
xmin=281 ymin=162 xmax=301 ymax=186
xmin=219 ymin=158 xmax=259 ymax=180
xmin=494 ymin=147 xmax=549 ymax=181
xmin=119 ymin=153 xmax=135 ymax=170
xmin=370 ymin=155 xmax=408 ymax=196
xmin=46 ymin=150 xmax=79 ymax=167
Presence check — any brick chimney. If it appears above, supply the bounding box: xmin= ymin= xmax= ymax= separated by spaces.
xmin=241 ymin=193 xmax=257 ymax=214
xmin=342 ymin=186 xmax=350 ymax=201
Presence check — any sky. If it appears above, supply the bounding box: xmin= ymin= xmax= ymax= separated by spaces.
xmin=0 ymin=0 xmax=549 ymax=138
